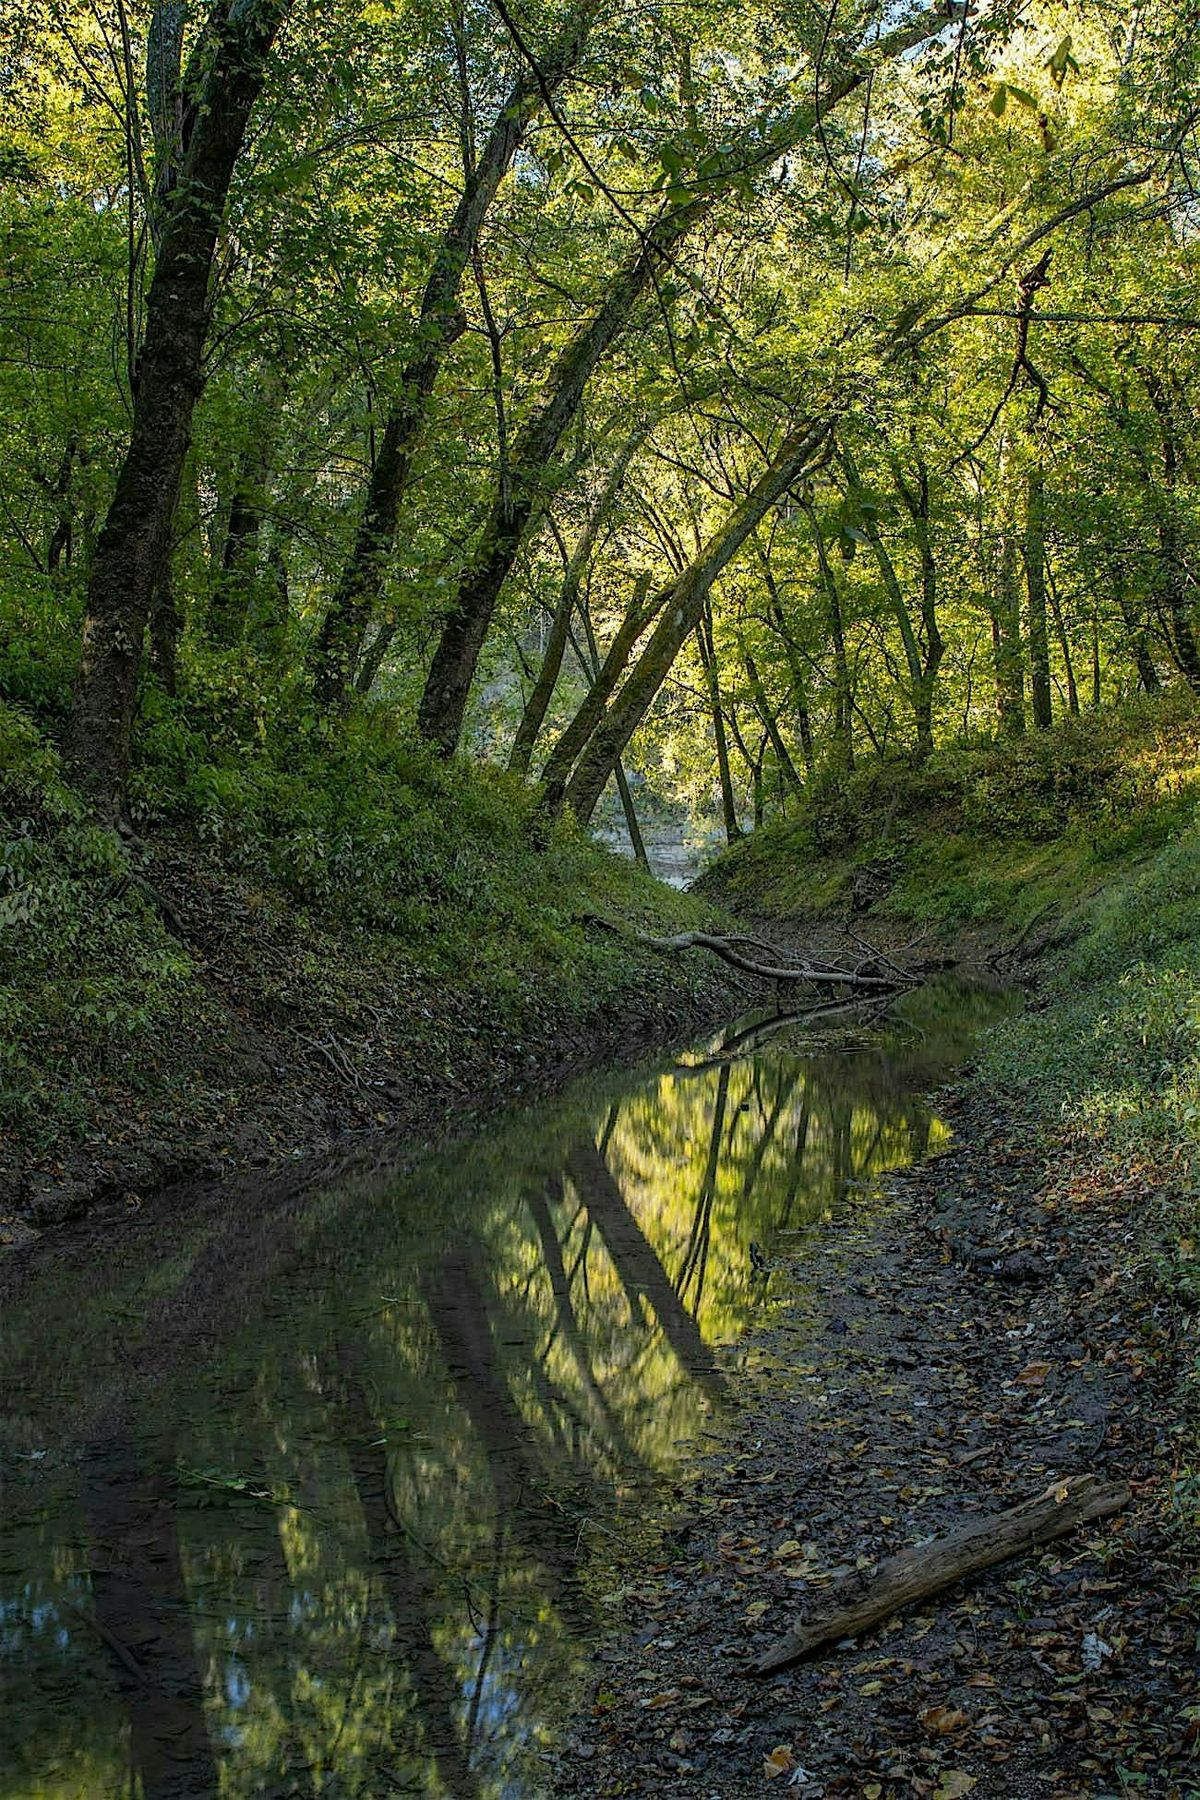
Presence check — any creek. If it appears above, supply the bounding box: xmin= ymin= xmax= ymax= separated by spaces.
xmin=0 ymin=981 xmax=1013 ymax=1798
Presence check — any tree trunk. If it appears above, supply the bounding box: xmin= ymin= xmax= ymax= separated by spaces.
xmin=842 ymin=443 xmax=939 ymax=758
xmin=68 ymin=0 xmax=290 ymax=819
xmin=1024 ymin=464 xmax=1053 ymax=729
xmin=1114 ymin=563 xmax=1161 ymax=693
xmin=696 ymin=600 xmax=740 ymax=843
xmin=559 ymin=420 xmax=831 ymax=823
xmin=614 ymin=761 xmax=650 ymax=868
xmin=1045 ymin=552 xmax=1079 ymax=713
xmin=208 ymin=434 xmax=274 ymax=648
xmin=759 ymin=555 xmax=816 ymax=774
xmin=508 ymin=423 xmax=646 ymax=777
xmin=807 ymin=503 xmax=855 ymax=772
xmin=417 ymin=200 xmax=705 ymax=753
xmin=416 ymin=3 xmax=953 ymax=755
xmin=1139 ymin=365 xmax=1200 ymax=692
xmin=539 ymin=573 xmax=658 ymax=802
xmin=994 ymin=535 xmax=1026 ymax=736
xmin=743 ymin=644 xmax=803 ymax=794
xmin=310 ymin=1 xmax=604 ymax=708
xmin=755 ymin=1476 xmax=1129 ymax=1674
xmin=148 ymin=563 xmax=180 ymax=695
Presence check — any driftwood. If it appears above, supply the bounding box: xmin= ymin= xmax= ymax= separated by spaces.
xmin=753 ymin=1475 xmax=1131 ymax=1674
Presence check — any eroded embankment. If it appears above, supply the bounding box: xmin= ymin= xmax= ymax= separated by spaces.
xmin=1 ymin=788 xmax=758 ymax=1243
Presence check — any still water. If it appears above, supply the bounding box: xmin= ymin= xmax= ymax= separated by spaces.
xmin=0 ymin=983 xmax=1011 ymax=1799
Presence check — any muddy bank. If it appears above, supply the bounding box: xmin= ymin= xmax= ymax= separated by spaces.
xmin=0 ymin=836 xmax=757 ymax=1246
xmin=556 ymin=1084 xmax=1197 ymax=1799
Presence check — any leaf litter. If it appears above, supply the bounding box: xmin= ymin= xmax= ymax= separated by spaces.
xmin=552 ymin=1089 xmax=1199 ymax=1798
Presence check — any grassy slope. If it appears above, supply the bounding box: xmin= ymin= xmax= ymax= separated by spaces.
xmin=703 ymin=696 xmax=1200 ymax=1531
xmin=0 ymin=699 xmax=736 ymax=1227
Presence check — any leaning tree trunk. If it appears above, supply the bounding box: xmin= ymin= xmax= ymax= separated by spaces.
xmin=417 ymin=200 xmax=705 ymax=754
xmin=696 ymin=600 xmax=740 ymax=843
xmin=742 ymin=643 xmax=803 ymax=794
xmin=758 ymin=552 xmax=816 ymax=774
xmin=416 ymin=0 xmax=955 ymax=756
xmin=807 ymin=502 xmax=855 ymax=772
xmin=539 ymin=572 xmax=659 ymax=802
xmin=508 ymin=421 xmax=647 ymax=777
xmin=571 ymin=607 xmax=651 ymax=868
xmin=68 ymin=0 xmax=290 ymax=819
xmin=310 ymin=1 xmax=604 ymax=709
xmin=558 ymin=418 xmax=833 ymax=823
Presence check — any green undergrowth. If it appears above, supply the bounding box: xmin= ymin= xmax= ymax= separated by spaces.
xmin=979 ymin=822 xmax=1200 ymax=1541
xmin=705 ymin=695 xmax=1200 ymax=1550
xmin=0 ymin=693 xmax=717 ymax=1165
xmin=702 ymin=693 xmax=1200 ymax=936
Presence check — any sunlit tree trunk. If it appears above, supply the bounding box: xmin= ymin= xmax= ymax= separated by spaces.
xmin=1024 ymin=464 xmax=1053 ymax=729
xmin=696 ymin=600 xmax=740 ymax=843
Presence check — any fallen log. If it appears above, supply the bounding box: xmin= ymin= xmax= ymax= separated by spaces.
xmin=753 ymin=1475 xmax=1131 ymax=1674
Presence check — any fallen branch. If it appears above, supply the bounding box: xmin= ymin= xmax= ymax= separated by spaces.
xmin=753 ymin=1475 xmax=1130 ymax=1674
xmin=582 ymin=915 xmax=913 ymax=989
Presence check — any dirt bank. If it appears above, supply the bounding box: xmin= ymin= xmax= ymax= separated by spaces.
xmin=0 ymin=832 xmax=756 ymax=1247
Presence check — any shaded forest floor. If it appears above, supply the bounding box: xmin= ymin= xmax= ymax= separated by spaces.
xmin=557 ymin=1083 xmax=1198 ymax=1799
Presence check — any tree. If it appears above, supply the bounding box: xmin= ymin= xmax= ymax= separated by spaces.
xmin=68 ymin=0 xmax=291 ymax=819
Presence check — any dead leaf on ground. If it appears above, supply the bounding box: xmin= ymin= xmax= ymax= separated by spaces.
xmin=922 ymin=1704 xmax=968 ymax=1734
xmin=934 ymin=1773 xmax=977 ymax=1799
xmin=763 ymin=1744 xmax=796 ymax=1778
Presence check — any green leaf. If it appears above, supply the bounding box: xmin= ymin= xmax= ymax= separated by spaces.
xmin=989 ymin=82 xmax=1007 ymax=117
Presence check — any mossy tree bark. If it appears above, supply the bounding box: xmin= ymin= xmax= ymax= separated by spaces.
xmin=68 ymin=0 xmax=290 ymax=820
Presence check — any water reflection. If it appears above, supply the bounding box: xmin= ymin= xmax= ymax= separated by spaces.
xmin=0 ymin=982 xmax=1012 ymax=1798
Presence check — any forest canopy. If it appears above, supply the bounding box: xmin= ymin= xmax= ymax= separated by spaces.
xmin=1 ymin=0 xmax=1199 ymax=836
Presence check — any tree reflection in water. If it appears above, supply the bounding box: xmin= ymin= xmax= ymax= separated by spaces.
xmin=0 ymin=983 xmax=1012 ymax=1798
